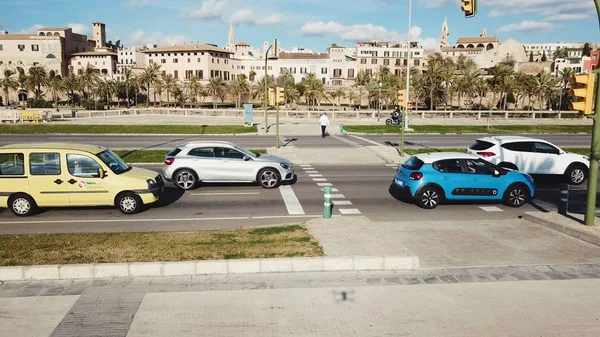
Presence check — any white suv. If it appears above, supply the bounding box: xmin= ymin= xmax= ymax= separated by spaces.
xmin=466 ymin=135 xmax=590 ymax=185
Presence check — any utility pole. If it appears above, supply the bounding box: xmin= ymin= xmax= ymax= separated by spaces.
xmin=400 ymin=0 xmax=412 ymax=157
xmin=264 ymin=44 xmax=273 ymax=132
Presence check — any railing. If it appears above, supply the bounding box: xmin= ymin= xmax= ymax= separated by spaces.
xmin=7 ymin=108 xmax=583 ymax=121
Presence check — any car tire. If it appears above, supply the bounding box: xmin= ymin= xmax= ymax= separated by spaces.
xmin=8 ymin=193 xmax=37 ymax=217
xmin=415 ymin=186 xmax=441 ymax=210
xmin=258 ymin=168 xmax=281 ymax=189
xmin=502 ymin=184 xmax=529 ymax=208
xmin=116 ymin=192 xmax=143 ymax=215
xmin=174 ymin=169 xmax=197 ymax=190
xmin=565 ymin=164 xmax=588 ymax=185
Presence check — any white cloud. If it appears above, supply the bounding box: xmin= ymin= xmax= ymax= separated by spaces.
xmin=544 ymin=13 xmax=590 ymax=21
xmin=256 ymin=13 xmax=283 ymax=26
xmin=497 ymin=20 xmax=555 ymax=33
xmin=68 ymin=23 xmax=90 ymax=35
xmin=121 ymin=0 xmax=149 ymax=9
xmin=419 ymin=0 xmax=454 ymax=8
xmin=182 ymin=0 xmax=227 ymax=19
xmin=228 ymin=9 xmax=283 ymax=26
xmin=230 ymin=9 xmax=254 ymax=24
xmin=299 ymin=20 xmax=437 ymax=50
xmin=129 ymin=29 xmax=186 ymax=46
xmin=19 ymin=23 xmax=43 ymax=34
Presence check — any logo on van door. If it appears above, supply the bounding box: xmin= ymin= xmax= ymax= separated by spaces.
xmin=78 ymin=181 xmax=87 ymax=188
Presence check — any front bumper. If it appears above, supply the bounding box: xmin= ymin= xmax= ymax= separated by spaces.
xmin=281 ymin=168 xmax=295 ymax=181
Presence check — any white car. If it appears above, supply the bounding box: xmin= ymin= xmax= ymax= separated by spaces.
xmin=161 ymin=141 xmax=295 ymax=190
xmin=466 ymin=136 xmax=590 ymax=185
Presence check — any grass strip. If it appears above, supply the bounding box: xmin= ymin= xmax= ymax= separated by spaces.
xmin=0 ymin=225 xmax=324 ymax=266
xmin=405 ymin=147 xmax=589 ymax=156
xmin=114 ymin=149 xmax=267 ymax=163
xmin=0 ymin=124 xmax=258 ymax=134
xmin=344 ymin=125 xmax=591 ymax=134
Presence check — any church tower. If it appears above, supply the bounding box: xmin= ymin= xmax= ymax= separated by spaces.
xmin=440 ymin=18 xmax=449 ymax=50
xmin=226 ymin=21 xmax=235 ymax=51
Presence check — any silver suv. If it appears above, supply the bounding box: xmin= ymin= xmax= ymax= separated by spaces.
xmin=161 ymin=141 xmax=295 ymax=190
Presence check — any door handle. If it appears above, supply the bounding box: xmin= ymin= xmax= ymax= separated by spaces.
xmin=54 ymin=179 xmax=63 ymax=185
xmin=68 ymin=179 xmax=77 ymax=184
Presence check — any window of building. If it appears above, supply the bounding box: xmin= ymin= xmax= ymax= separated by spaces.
xmin=384 ymin=59 xmax=390 ymax=65
xmin=300 ymin=68 xmax=307 ymax=74
xmin=333 ymin=69 xmax=342 ymax=77
xmin=161 ymin=59 xmax=166 ymax=64
xmin=212 ymin=58 xmax=214 ymax=63
xmin=371 ymin=58 xmax=377 ymax=64
xmin=0 ymin=44 xmax=3 ymax=51
xmin=348 ymin=69 xmax=354 ymax=78
xmin=188 ymin=58 xmax=191 ymax=63
xmin=322 ymin=78 xmax=326 ymax=84
xmin=18 ymin=44 xmax=25 ymax=51
xmin=384 ymin=51 xmax=389 ymax=57
xmin=360 ymin=59 xmax=367 ymax=64
xmin=321 ymin=67 xmax=327 ymax=74
xmin=31 ymin=44 xmax=39 ymax=51
xmin=196 ymin=70 xmax=203 ymax=79
xmin=173 ymin=58 xmax=178 ymax=63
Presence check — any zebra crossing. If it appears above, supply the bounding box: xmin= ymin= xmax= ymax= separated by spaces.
xmin=299 ymin=164 xmax=362 ymax=215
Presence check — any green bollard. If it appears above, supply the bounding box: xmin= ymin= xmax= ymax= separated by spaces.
xmin=339 ymin=123 xmax=345 ymax=134
xmin=323 ymin=186 xmax=332 ymax=219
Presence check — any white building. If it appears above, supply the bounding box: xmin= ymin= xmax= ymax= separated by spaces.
xmin=69 ymin=47 xmax=118 ymax=78
xmin=355 ymin=40 xmax=425 ymax=77
xmin=523 ymin=42 xmax=578 ymax=61
xmin=117 ymin=44 xmax=155 ymax=74
xmin=327 ymin=45 xmax=357 ymax=86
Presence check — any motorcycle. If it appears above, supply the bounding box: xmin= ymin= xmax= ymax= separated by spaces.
xmin=385 ymin=111 xmax=402 ymax=126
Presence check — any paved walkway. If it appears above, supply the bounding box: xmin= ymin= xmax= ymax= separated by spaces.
xmin=3 ymin=267 xmax=600 ymax=337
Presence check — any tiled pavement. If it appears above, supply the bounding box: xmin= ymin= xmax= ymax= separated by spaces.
xmin=3 ymin=264 xmax=600 ymax=336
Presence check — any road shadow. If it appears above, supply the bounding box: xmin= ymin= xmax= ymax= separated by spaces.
xmin=282 ymin=138 xmax=298 ymax=147
xmin=118 ymin=137 xmax=190 ymax=159
xmin=194 ymin=174 xmax=298 ymax=188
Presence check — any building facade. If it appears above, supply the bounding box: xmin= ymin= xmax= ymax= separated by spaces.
xmin=117 ymin=44 xmax=156 ymax=74
xmin=69 ymin=47 xmax=118 ymax=78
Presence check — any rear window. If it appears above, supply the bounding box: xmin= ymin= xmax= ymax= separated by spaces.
xmin=166 ymin=147 xmax=182 ymax=157
xmin=469 ymin=140 xmax=494 ymax=150
xmin=402 ymin=156 xmax=424 ymax=170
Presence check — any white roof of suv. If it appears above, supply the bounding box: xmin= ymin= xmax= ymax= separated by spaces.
xmin=477 ymin=135 xmax=546 ymax=143
xmin=414 ymin=152 xmax=479 ymax=164
xmin=178 ymin=140 xmax=238 ymax=148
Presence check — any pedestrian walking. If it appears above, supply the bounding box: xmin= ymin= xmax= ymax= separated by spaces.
xmin=319 ymin=113 xmax=330 ymax=138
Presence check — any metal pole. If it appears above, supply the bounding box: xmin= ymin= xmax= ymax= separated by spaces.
xmin=264 ymin=44 xmax=273 ymax=132
xmin=323 ymin=186 xmax=332 ymax=219
xmin=584 ymin=0 xmax=600 ymax=226
xmin=276 ymin=88 xmax=280 ymax=148
xmin=400 ymin=0 xmax=412 ymax=157
xmin=378 ymin=86 xmax=381 ymax=121
xmin=584 ymin=72 xmax=600 ymax=226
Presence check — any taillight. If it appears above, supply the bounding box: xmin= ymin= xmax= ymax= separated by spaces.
xmin=165 ymin=157 xmax=174 ymax=165
xmin=477 ymin=152 xmax=496 ymax=157
xmin=409 ymin=172 xmax=423 ymax=180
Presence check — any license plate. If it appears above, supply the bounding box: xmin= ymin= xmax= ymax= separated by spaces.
xmin=395 ymin=178 xmax=404 ymax=186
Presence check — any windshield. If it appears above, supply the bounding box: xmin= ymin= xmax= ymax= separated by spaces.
xmin=235 ymin=145 xmax=259 ymax=158
xmin=96 ymin=149 xmax=131 ymax=174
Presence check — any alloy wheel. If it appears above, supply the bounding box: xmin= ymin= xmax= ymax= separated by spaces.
xmin=421 ymin=190 xmax=438 ymax=208
xmin=12 ymin=197 xmax=31 ymax=215
xmin=119 ymin=196 xmax=137 ymax=213
xmin=570 ymin=168 xmax=585 ymax=184
xmin=261 ymin=170 xmax=278 ymax=188
xmin=508 ymin=188 xmax=526 ymax=206
xmin=176 ymin=171 xmax=195 ymax=189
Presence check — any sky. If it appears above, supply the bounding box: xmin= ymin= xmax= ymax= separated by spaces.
xmin=0 ymin=0 xmax=597 ymax=52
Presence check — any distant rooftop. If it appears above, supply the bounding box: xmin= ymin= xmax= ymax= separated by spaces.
xmin=143 ymin=43 xmax=233 ymax=54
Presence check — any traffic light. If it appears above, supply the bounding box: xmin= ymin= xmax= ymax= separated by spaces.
xmin=268 ymin=88 xmax=275 ymax=106
xmin=460 ymin=0 xmax=477 ymax=18
xmin=397 ymin=89 xmax=406 ymax=107
xmin=569 ymin=74 xmax=596 ymax=115
xmin=276 ymin=87 xmax=285 ymax=105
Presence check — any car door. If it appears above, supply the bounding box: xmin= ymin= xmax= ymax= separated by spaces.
xmin=27 ymin=151 xmax=69 ymax=207
xmin=218 ymin=147 xmax=256 ymax=182
xmin=186 ymin=147 xmax=224 ymax=182
xmin=65 ymin=153 xmax=112 ymax=206
xmin=431 ymin=159 xmax=472 ymax=200
xmin=464 ymin=158 xmax=502 ymax=200
xmin=499 ymin=141 xmax=534 ymax=172
xmin=530 ymin=141 xmax=562 ymax=174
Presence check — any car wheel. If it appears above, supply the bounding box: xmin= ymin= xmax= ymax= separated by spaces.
xmin=258 ymin=168 xmax=281 ymax=189
xmin=565 ymin=165 xmax=587 ymax=185
xmin=503 ymin=184 xmax=529 ymax=207
xmin=116 ymin=192 xmax=142 ymax=215
xmin=415 ymin=186 xmax=441 ymax=209
xmin=174 ymin=169 xmax=197 ymax=190
xmin=8 ymin=194 xmax=37 ymax=217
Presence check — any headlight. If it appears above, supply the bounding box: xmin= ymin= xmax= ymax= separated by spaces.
xmin=280 ymin=163 xmax=290 ymax=169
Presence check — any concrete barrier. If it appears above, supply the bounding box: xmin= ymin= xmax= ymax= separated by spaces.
xmin=0 ymin=255 xmax=419 ymax=281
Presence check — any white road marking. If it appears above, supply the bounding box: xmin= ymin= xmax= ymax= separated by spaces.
xmin=386 ymin=164 xmax=397 ymax=167
xmin=479 ymin=206 xmax=504 ymax=212
xmin=253 ymin=215 xmax=322 ymax=219
xmin=317 ymin=182 xmax=333 ymax=187
xmin=309 ymin=174 xmax=324 ymax=177
xmin=191 ymin=192 xmax=260 ymax=196
xmin=332 ymin=188 xmax=339 ymax=192
xmin=333 ymin=200 xmax=353 ymax=205
xmin=0 ymin=217 xmax=251 ymax=224
xmin=313 ymin=178 xmax=328 ymax=182
xmin=330 ymin=194 xmax=345 ymax=199
xmin=339 ymin=208 xmax=362 ymax=215
xmin=306 ymin=171 xmax=319 ymax=174
xmin=279 ymin=185 xmax=305 ymax=215
xmin=348 ymin=134 xmax=383 ymax=146
xmin=332 ymin=135 xmax=363 ymax=147
xmin=299 ymin=164 xmax=311 ymax=167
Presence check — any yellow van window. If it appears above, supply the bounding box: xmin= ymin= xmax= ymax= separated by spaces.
xmin=0 ymin=153 xmax=25 ymax=175
xmin=67 ymin=154 xmax=102 ymax=178
xmin=29 ymin=153 xmax=61 ymax=175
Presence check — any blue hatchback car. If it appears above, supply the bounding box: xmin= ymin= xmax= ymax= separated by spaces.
xmin=392 ymin=152 xmax=535 ymax=209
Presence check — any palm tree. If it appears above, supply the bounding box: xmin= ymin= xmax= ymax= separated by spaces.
xmin=230 ymin=74 xmax=251 ymax=108
xmin=536 ymin=71 xmax=556 ymax=111
xmin=249 ymin=70 xmax=257 ymax=83
xmin=28 ymin=66 xmax=48 ymax=100
xmin=162 ymin=73 xmax=177 ymax=107
xmin=187 ymin=77 xmax=203 ymax=107
xmin=329 ymin=88 xmax=346 ymax=106
xmin=353 ymin=69 xmax=370 ymax=108
xmin=207 ymin=77 xmax=227 ymax=109
xmin=79 ymin=64 xmax=100 ymax=100
xmin=154 ymin=77 xmax=165 ymax=107
xmin=0 ymin=69 xmax=18 ymax=107
xmin=63 ymin=74 xmax=80 ymax=107
xmin=141 ymin=63 xmax=161 ymax=107
xmin=122 ymin=68 xmax=134 ymax=108
xmin=558 ymin=68 xmax=576 ymax=111
xmin=301 ymin=73 xmax=327 ymax=109
xmin=47 ymin=74 xmax=65 ymax=110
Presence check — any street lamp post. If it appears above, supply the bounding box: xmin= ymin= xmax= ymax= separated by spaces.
xmin=264 ymin=44 xmax=273 ymax=132
xmin=378 ymin=81 xmax=382 ymax=121
xmin=400 ymin=0 xmax=412 ymax=157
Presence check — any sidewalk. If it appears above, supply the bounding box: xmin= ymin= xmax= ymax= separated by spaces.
xmin=523 ymin=211 xmax=600 ymax=246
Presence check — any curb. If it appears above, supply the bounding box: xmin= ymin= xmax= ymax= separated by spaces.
xmin=522 ymin=212 xmax=600 ymax=247
xmin=0 ymin=256 xmax=419 ymax=281
xmin=4 ymin=133 xmax=261 ymax=136
xmin=347 ymin=132 xmax=591 ymax=136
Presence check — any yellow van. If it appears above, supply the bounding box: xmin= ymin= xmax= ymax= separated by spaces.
xmin=0 ymin=143 xmax=164 ymax=216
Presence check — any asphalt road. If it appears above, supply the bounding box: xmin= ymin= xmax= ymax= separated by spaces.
xmin=0 ymin=133 xmax=592 ymax=150
xmin=0 ymin=164 xmax=589 ymax=234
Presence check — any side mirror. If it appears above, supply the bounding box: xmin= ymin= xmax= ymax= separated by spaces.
xmin=98 ymin=168 xmax=106 ymax=179
xmin=492 ymin=170 xmax=500 ymax=177
xmin=243 ymin=155 xmax=251 ymax=161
